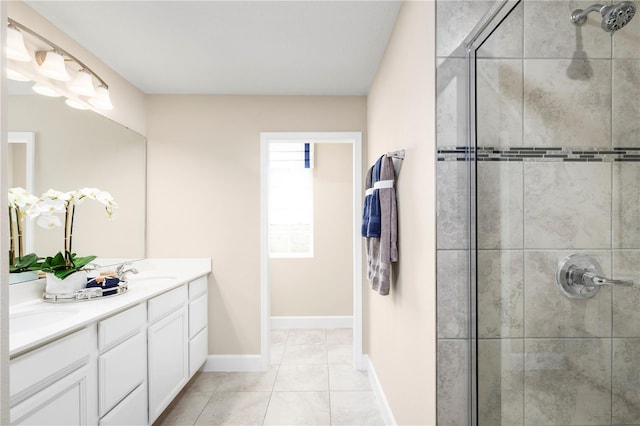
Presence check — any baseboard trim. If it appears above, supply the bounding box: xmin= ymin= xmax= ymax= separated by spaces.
xmin=270 ymin=316 xmax=353 ymax=329
xmin=202 ymin=354 xmax=267 ymax=372
xmin=363 ymin=355 xmax=397 ymax=426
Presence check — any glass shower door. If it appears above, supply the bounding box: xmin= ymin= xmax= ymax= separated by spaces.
xmin=473 ymin=0 xmax=640 ymax=424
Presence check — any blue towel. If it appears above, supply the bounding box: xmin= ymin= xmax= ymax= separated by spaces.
xmin=362 ymin=156 xmax=383 ymax=238
xmin=86 ymin=276 xmax=122 ymax=296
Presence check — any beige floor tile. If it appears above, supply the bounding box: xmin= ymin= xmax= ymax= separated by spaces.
xmin=326 ymin=328 xmax=352 ymax=346
xmin=287 ymin=329 xmax=326 ymax=345
xmin=329 ymin=364 xmax=371 ymax=391
xmin=214 ymin=366 xmax=279 ymax=392
xmin=158 ymin=330 xmax=384 ymax=426
xmin=274 ymin=364 xmax=329 ymax=391
xmin=282 ymin=344 xmax=328 ymax=365
xmin=270 ymin=329 xmax=289 ymax=345
xmin=330 ymin=391 xmax=385 ymax=425
xmin=270 ymin=343 xmax=285 ymax=365
xmin=194 ymin=391 xmax=270 ymax=425
xmin=263 ymin=391 xmax=330 ymax=425
xmin=187 ymin=371 xmax=227 ymax=393
xmin=155 ymin=389 xmax=211 ymax=426
xmin=328 ymin=345 xmax=352 ymax=364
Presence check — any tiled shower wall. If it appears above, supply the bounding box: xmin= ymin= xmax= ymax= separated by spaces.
xmin=436 ymin=1 xmax=640 ymax=425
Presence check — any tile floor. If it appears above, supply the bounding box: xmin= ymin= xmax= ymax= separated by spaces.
xmin=154 ymin=328 xmax=385 ymax=426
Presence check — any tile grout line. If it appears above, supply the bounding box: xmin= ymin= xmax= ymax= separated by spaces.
xmin=191 ymin=389 xmax=215 ymax=426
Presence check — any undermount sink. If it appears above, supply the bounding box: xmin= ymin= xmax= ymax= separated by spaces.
xmin=10 ymin=309 xmax=78 ymax=334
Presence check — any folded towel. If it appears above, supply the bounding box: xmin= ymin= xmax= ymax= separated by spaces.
xmin=86 ymin=276 xmax=122 ymax=296
xmin=362 ymin=156 xmax=383 ymax=238
xmin=366 ymin=155 xmax=398 ymax=296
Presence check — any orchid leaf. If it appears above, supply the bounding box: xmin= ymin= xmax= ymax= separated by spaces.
xmin=40 ymin=251 xmax=96 ymax=279
xmin=9 ymin=253 xmax=43 ymax=273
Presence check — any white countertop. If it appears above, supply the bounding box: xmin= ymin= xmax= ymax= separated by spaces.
xmin=9 ymin=258 xmax=211 ymax=357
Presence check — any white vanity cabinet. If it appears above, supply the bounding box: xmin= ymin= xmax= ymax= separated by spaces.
xmin=147 ymin=285 xmax=189 ymax=423
xmin=10 ymin=327 xmax=98 ymax=425
xmin=9 ymin=270 xmax=210 ymax=426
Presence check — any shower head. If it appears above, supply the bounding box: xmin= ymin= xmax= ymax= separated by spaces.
xmin=571 ymin=1 xmax=636 ymax=33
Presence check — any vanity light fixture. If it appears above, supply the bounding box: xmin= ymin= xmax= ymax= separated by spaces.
xmin=7 ymin=68 xmax=30 ymax=82
xmin=35 ymin=50 xmax=71 ymax=81
xmin=7 ymin=24 xmax=31 ymax=62
xmin=32 ymin=82 xmax=62 ymax=97
xmin=89 ymin=85 xmax=114 ymax=110
xmin=69 ymin=69 xmax=96 ymax=97
xmin=7 ymin=18 xmax=113 ymax=111
xmin=65 ymin=98 xmax=90 ymax=110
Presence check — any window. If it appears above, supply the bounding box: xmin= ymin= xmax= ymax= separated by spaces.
xmin=268 ymin=143 xmax=314 ymax=257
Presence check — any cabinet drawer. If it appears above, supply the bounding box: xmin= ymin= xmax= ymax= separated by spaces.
xmin=99 ymin=383 xmax=147 ymax=426
xmin=98 ymin=331 xmax=146 ymax=417
xmin=188 ymin=293 xmax=207 ymax=338
xmin=189 ymin=276 xmax=207 ymax=300
xmin=148 ymin=285 xmax=187 ymax=322
xmin=189 ymin=327 xmax=208 ymax=377
xmin=10 ymin=327 xmax=95 ymax=403
xmin=98 ymin=303 xmax=146 ymax=351
xmin=11 ymin=362 xmax=93 ymax=425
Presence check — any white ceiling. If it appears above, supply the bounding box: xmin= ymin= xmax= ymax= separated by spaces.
xmin=24 ymin=1 xmax=401 ymax=95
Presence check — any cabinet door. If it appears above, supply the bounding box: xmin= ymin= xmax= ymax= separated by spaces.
xmin=147 ymin=306 xmax=188 ymax=423
xmin=11 ymin=363 xmax=94 ymax=425
xmin=99 ymin=331 xmax=146 ymax=417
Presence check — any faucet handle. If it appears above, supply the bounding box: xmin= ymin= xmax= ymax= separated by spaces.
xmin=115 ymin=261 xmax=132 ymax=275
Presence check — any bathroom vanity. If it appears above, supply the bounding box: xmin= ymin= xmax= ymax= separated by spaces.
xmin=8 ymin=258 xmax=211 ymax=425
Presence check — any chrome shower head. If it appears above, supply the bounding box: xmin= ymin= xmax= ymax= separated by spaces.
xmin=571 ymin=1 xmax=636 ymax=33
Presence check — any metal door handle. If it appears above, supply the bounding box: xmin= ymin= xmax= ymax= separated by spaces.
xmin=556 ymin=254 xmax=634 ymax=300
xmin=569 ymin=268 xmax=634 ymax=287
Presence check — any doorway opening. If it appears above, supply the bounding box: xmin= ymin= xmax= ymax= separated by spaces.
xmin=260 ymin=132 xmax=363 ymax=370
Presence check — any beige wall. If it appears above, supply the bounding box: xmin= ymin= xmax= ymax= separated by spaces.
xmin=365 ymin=2 xmax=437 ymax=425
xmin=146 ymin=95 xmax=366 ymax=354
xmin=7 ymin=1 xmax=147 ymax=136
xmin=270 ymin=143 xmax=353 ymax=317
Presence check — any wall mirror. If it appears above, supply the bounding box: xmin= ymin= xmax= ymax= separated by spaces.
xmin=8 ymin=80 xmax=146 ymax=285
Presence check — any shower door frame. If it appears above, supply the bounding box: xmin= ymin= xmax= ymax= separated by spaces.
xmin=462 ymin=1 xmax=522 ymax=424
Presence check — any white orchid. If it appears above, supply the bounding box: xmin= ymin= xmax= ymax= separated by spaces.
xmin=8 ymin=187 xmax=39 ymax=210
xmin=28 ymin=187 xmax=118 ymax=269
xmin=37 ymin=215 xmax=62 ymax=229
xmin=32 ymin=198 xmax=67 ymax=216
xmin=8 ymin=187 xmax=40 ymax=265
xmin=42 ymin=188 xmax=73 ymax=201
xmin=75 ymin=187 xmax=118 ymax=217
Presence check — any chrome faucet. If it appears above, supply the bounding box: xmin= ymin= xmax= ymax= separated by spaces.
xmin=115 ymin=261 xmax=139 ymax=282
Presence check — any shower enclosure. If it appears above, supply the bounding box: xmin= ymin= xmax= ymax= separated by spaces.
xmin=436 ymin=0 xmax=640 ymax=424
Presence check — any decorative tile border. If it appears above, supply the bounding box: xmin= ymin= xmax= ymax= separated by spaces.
xmin=437 ymin=146 xmax=640 ymax=162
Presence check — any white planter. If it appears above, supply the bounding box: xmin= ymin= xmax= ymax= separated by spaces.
xmin=45 ymin=271 xmax=88 ymax=294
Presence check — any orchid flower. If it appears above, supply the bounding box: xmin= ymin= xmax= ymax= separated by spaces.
xmin=8 ymin=187 xmax=39 ymax=265
xmin=29 ymin=187 xmax=117 ymax=267
xmin=36 ymin=214 xmax=63 ymax=229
